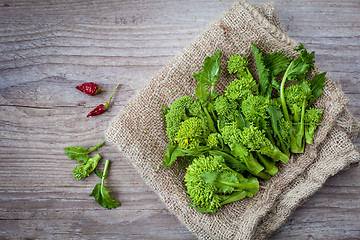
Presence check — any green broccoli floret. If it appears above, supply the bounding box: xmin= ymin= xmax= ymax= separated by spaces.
xmin=161 ymin=105 xmax=170 ymax=121
xmin=176 ymin=117 xmax=208 ymax=150
xmin=214 ymin=95 xmax=238 ymax=117
xmin=162 ymin=94 xmax=219 ymax=168
xmin=163 ymin=95 xmax=203 ymax=143
xmin=226 ymin=53 xmax=258 ymax=103
xmin=221 ymin=123 xmax=265 ymax=175
xmin=241 ymin=94 xmax=269 ymax=124
xmin=241 ymin=94 xmax=277 ymax=145
xmin=184 ymin=155 xmax=258 ymax=213
xmin=206 ymin=132 xmax=220 ymax=149
xmin=304 ymin=108 xmax=323 ymax=144
xmin=240 ymin=125 xmax=289 ymax=163
xmin=227 ymin=54 xmax=251 ymax=79
xmin=269 ymin=97 xmax=282 ymax=110
xmin=225 ymin=76 xmax=259 ymax=103
xmin=73 ymin=154 xmax=101 ymax=180
xmin=285 ymin=81 xmax=311 ymax=122
xmin=214 ymin=95 xmax=245 ymax=130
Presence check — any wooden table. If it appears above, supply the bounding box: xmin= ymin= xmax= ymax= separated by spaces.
xmin=1 ymin=0 xmax=359 ymax=239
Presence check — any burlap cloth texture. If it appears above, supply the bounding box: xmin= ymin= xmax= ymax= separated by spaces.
xmin=105 ymin=1 xmax=360 ymax=239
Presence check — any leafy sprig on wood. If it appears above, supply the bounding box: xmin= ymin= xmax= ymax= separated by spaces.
xmin=64 ymin=142 xmax=120 ymax=209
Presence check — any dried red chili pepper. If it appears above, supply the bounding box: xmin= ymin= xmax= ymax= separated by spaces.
xmin=76 ymin=82 xmax=108 ymax=96
xmin=87 ymin=83 xmax=120 ymax=117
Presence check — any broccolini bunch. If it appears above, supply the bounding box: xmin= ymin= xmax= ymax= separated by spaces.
xmin=161 ymin=43 xmax=326 ymax=213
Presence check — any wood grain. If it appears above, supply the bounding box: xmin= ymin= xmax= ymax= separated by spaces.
xmin=0 ymin=0 xmax=359 ymax=239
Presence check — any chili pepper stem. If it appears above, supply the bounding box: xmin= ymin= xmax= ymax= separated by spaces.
xmin=104 ymin=83 xmax=120 ymax=109
xmin=97 ymin=88 xmax=109 ymax=94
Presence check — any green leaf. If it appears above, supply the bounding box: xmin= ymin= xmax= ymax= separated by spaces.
xmin=177 ymin=157 xmax=193 ymax=172
xmin=94 ymin=169 xmax=103 ymax=179
xmin=162 ymin=143 xmax=186 ymax=167
xmin=263 ymin=51 xmax=290 ymax=90
xmin=90 ymin=183 xmax=121 ymax=210
xmin=194 ymin=82 xmax=209 ymax=102
xmin=284 ymin=44 xmax=315 ymax=82
xmin=64 ymin=142 xmax=104 ymax=163
xmin=201 ymin=171 xmax=236 ymax=194
xmin=208 ymin=150 xmax=248 ymax=173
xmin=188 ymin=204 xmax=216 ymax=213
xmin=193 ymin=50 xmax=222 ymax=87
xmin=64 ymin=146 xmax=90 ymax=162
xmin=252 ymin=43 xmax=271 ymax=97
xmin=90 ymin=160 xmax=121 ymax=210
xmin=308 ymin=72 xmax=326 ymax=106
xmin=267 ymin=105 xmax=283 ymax=139
xmin=263 ymin=51 xmax=290 ymax=76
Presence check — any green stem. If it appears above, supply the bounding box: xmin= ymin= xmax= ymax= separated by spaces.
xmin=220 ymin=191 xmax=248 ymax=206
xmin=299 ymin=99 xmax=306 ymax=138
xmin=290 ymin=99 xmax=306 ymax=153
xmin=255 ymin=152 xmax=278 ymax=175
xmin=280 ymin=68 xmax=291 ymax=122
xmin=101 ymin=159 xmax=110 ymax=185
xmin=201 ymin=103 xmax=217 ymax=133
xmin=90 ymin=142 xmax=104 ymax=152
xmin=219 ymin=179 xmax=259 ymax=191
xmin=210 ymin=84 xmax=215 ymax=98
xmin=208 ymin=150 xmax=248 ymax=172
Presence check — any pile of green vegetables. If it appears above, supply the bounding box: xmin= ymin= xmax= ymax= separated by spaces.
xmin=161 ymin=43 xmax=326 ymax=213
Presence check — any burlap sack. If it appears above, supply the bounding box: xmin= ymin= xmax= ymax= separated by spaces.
xmin=105 ymin=1 xmax=360 ymax=239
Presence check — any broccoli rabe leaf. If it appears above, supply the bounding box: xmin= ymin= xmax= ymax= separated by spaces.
xmin=252 ymin=43 xmax=291 ymax=97
xmin=200 ymin=170 xmax=259 ymax=193
xmin=193 ymin=50 xmax=222 ymax=87
xmin=94 ymin=169 xmax=103 ymax=179
xmin=263 ymin=51 xmax=290 ymax=90
xmin=193 ymin=50 xmax=222 ymax=100
xmin=194 ymin=81 xmax=210 ymax=102
xmin=283 ymin=44 xmax=315 ymax=83
xmin=266 ymin=105 xmax=290 ymax=156
xmin=73 ymin=154 xmax=101 ymax=180
xmin=64 ymin=142 xmax=104 ymax=163
xmin=90 ymin=160 xmax=121 ymax=210
xmin=263 ymin=51 xmax=291 ymax=77
xmin=308 ymin=72 xmax=326 ymax=106
xmin=252 ymin=43 xmax=271 ymax=98
xmin=163 ymin=143 xmax=186 ymax=167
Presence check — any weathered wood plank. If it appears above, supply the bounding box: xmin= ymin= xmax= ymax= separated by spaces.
xmin=0 ymin=0 xmax=359 ymax=239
